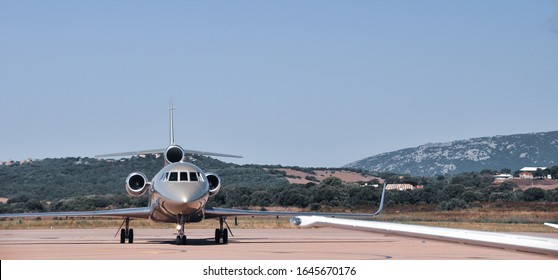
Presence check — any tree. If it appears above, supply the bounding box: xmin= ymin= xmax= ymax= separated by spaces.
xmin=249 ymin=190 xmax=275 ymax=207
xmin=461 ymin=190 xmax=481 ymax=203
xmin=320 ymin=177 xmax=343 ymax=187
xmin=438 ymin=198 xmax=468 ymax=211
xmin=500 ymin=168 xmax=512 ymax=174
xmin=278 ymin=188 xmax=309 ymax=208
xmin=534 ymin=168 xmax=544 ymax=179
xmin=521 ymin=188 xmax=546 ymax=201
xmin=499 ymin=181 xmax=517 ymax=191
xmin=7 ymin=194 xmax=31 ymax=204
xmin=25 ymin=199 xmax=44 ymax=211
xmin=442 ymin=184 xmax=466 ymax=200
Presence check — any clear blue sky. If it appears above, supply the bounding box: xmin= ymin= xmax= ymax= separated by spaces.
xmin=1 ymin=1 xmax=557 ymax=167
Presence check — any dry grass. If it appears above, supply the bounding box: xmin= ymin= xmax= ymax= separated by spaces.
xmin=0 ymin=216 xmax=297 ymax=230
xmin=1 ymin=202 xmax=557 ymax=232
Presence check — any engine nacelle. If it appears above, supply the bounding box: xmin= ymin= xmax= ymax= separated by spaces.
xmin=125 ymin=172 xmax=151 ymax=197
xmin=165 ymin=145 xmax=185 ymax=165
xmin=206 ymin=172 xmax=221 ymax=197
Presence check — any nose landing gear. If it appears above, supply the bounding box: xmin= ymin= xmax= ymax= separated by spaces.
xmin=176 ymin=215 xmax=187 ymax=245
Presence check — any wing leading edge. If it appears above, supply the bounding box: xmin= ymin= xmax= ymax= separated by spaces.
xmin=204 ymin=207 xmax=379 ymax=220
xmin=291 ymin=216 xmax=558 ymax=256
xmin=0 ymin=207 xmax=151 ymax=220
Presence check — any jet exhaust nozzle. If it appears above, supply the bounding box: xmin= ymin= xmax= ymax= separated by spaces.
xmin=165 ymin=145 xmax=185 ymax=164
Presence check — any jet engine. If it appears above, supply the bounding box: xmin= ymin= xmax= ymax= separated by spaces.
xmin=126 ymin=172 xmax=151 ymax=197
xmin=206 ymin=172 xmax=221 ymax=197
xmin=165 ymin=145 xmax=185 ymax=164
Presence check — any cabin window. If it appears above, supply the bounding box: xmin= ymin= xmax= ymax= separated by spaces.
xmin=189 ymin=172 xmax=198 ymax=181
xmin=180 ymin=172 xmax=189 ymax=181
xmin=169 ymin=172 xmax=178 ymax=181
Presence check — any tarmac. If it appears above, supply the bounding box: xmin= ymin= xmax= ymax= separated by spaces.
xmin=1 ymin=228 xmax=557 ymax=260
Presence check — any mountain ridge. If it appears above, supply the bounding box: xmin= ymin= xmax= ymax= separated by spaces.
xmin=345 ymin=131 xmax=558 ymax=176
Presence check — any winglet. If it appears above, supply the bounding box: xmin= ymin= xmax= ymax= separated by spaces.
xmin=371 ymin=181 xmax=387 ymax=217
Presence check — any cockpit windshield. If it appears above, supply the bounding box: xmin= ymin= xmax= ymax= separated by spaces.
xmin=160 ymin=171 xmax=203 ymax=182
xmin=190 ymin=172 xmax=198 ymax=181
xmin=180 ymin=172 xmax=188 ymax=181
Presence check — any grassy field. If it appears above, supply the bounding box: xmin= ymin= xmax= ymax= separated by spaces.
xmin=1 ymin=202 xmax=557 ymax=232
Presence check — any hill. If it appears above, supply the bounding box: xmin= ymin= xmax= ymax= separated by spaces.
xmin=2 ymin=155 xmax=558 ymax=215
xmin=0 ymin=156 xmax=289 ymax=200
xmin=0 ymin=156 xmax=376 ymax=201
xmin=345 ymin=131 xmax=558 ymax=176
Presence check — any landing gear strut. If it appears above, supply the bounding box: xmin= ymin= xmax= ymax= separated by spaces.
xmin=119 ymin=217 xmax=134 ymax=244
xmin=176 ymin=215 xmax=187 ymax=245
xmin=214 ymin=217 xmax=229 ymax=244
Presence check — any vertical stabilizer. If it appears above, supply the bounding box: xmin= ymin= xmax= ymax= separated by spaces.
xmin=169 ymin=99 xmax=175 ymax=146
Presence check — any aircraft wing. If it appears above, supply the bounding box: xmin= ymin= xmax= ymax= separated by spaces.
xmin=204 ymin=182 xmax=386 ymax=219
xmin=95 ymin=149 xmax=165 ymax=158
xmin=290 ymin=215 xmax=558 ymax=256
xmin=203 ymin=207 xmax=378 ymax=219
xmin=0 ymin=207 xmax=151 ymax=219
xmin=545 ymin=223 xmax=558 ymax=229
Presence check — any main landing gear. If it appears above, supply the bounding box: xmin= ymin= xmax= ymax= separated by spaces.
xmin=119 ymin=217 xmax=134 ymax=244
xmin=176 ymin=215 xmax=187 ymax=245
xmin=214 ymin=217 xmax=229 ymax=244
xmin=173 ymin=216 xmax=232 ymax=245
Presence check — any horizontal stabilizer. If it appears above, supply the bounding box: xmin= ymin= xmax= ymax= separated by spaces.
xmin=183 ymin=149 xmax=243 ymax=158
xmin=95 ymin=149 xmax=165 ymax=158
xmin=96 ymin=148 xmax=242 ymax=159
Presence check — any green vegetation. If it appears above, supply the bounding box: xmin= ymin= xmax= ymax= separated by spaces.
xmin=1 ymin=156 xmax=558 ymax=215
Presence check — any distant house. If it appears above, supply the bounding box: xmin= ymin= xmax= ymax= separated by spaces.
xmin=519 ymin=167 xmax=551 ymax=179
xmin=519 ymin=167 xmax=548 ymax=172
xmin=386 ymin=184 xmax=416 ymax=191
xmin=494 ymin=173 xmax=513 ymax=182
xmin=519 ymin=172 xmax=534 ymax=179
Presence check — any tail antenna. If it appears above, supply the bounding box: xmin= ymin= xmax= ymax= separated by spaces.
xmin=169 ymin=99 xmax=175 ymax=146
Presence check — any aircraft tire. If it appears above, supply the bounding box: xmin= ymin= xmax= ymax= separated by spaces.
xmin=215 ymin=228 xmax=221 ymax=244
xmin=176 ymin=236 xmax=181 ymax=245
xmin=181 ymin=235 xmax=187 ymax=245
xmin=128 ymin=229 xmax=134 ymax=243
xmin=222 ymin=229 xmax=228 ymax=244
xmin=120 ymin=229 xmax=126 ymax=244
